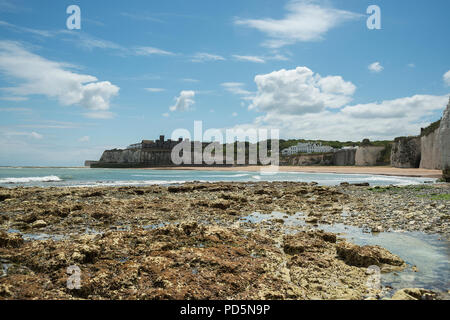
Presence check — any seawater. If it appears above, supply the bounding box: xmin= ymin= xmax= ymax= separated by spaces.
xmin=0 ymin=167 xmax=436 ymax=187
xmin=240 ymin=212 xmax=450 ymax=294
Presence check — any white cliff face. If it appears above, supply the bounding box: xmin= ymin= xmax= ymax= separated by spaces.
xmin=420 ymin=129 xmax=441 ymax=169
xmin=439 ymin=98 xmax=450 ymax=171
xmin=355 ymin=146 xmax=385 ymax=166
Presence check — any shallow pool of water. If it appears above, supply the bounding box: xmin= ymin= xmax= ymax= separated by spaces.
xmin=320 ymin=223 xmax=450 ymax=293
xmin=240 ymin=211 xmax=450 ymax=294
xmin=7 ymin=228 xmax=67 ymax=241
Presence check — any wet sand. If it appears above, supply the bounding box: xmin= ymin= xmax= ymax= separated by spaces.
xmin=148 ymin=166 xmax=443 ymax=178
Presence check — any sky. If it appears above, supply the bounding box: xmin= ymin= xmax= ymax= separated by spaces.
xmin=0 ymin=0 xmax=449 ymax=166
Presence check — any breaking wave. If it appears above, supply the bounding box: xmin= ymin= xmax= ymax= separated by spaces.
xmin=0 ymin=176 xmax=63 ymax=184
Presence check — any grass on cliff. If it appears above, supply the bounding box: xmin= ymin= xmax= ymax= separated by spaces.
xmin=421 ymin=119 xmax=441 ymax=137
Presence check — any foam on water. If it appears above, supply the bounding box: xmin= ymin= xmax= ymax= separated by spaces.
xmin=0 ymin=175 xmax=62 ymax=184
xmin=0 ymin=167 xmax=437 ymax=187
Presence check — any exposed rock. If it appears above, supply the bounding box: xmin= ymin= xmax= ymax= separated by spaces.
xmin=443 ymin=169 xmax=450 ymax=182
xmin=352 ymin=183 xmax=370 ymax=187
xmin=333 ymin=149 xmax=356 ymax=166
xmin=0 ymin=182 xmax=448 ymax=300
xmin=31 ymin=220 xmax=47 ymax=228
xmin=0 ymin=193 xmax=11 ymax=202
xmin=0 ymin=231 xmax=24 ymax=248
xmin=209 ymin=200 xmax=232 ymax=210
xmin=439 ymin=98 xmax=450 ymax=180
xmin=391 ymin=136 xmax=421 ymax=168
xmin=283 ymin=231 xmax=329 ymax=255
xmin=419 ymin=97 xmax=449 ymax=170
xmin=355 ymin=146 xmax=385 ymax=166
xmin=0 ymin=224 xmax=372 ymax=300
xmin=336 ymin=241 xmax=405 ymax=270
xmin=420 ymin=126 xmax=441 ymax=169
xmin=391 ymin=288 xmax=437 ymax=300
xmin=283 ymin=153 xmax=334 ymax=166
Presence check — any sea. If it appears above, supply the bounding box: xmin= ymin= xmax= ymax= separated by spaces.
xmin=0 ymin=167 xmax=437 ymax=187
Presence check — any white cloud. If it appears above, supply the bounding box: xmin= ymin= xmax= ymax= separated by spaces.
xmin=221 ymin=82 xmax=253 ymax=98
xmin=60 ymin=31 xmax=123 ymax=51
xmin=170 ymin=90 xmax=195 ymax=112
xmin=0 ymin=20 xmax=53 ymax=37
xmin=235 ymin=0 xmax=361 ymax=48
xmin=233 ymin=95 xmax=449 ymax=141
xmin=135 ymin=46 xmax=175 ymax=56
xmin=162 ymin=112 xmax=169 ymax=117
xmin=145 ymin=87 xmax=166 ymax=92
xmin=191 ymin=52 xmax=225 ymax=63
xmin=268 ymin=53 xmax=290 ymax=61
xmin=341 ymin=94 xmax=448 ymax=120
xmin=408 ymin=63 xmax=416 ymax=68
xmin=232 ymin=112 xmax=238 ymax=117
xmin=82 ymin=111 xmax=115 ymax=119
xmin=232 ymin=55 xmax=265 ymax=63
xmin=444 ymin=70 xmax=450 ymax=86
xmin=18 ymin=121 xmax=81 ymax=129
xmin=229 ymin=66 xmax=449 ymax=141
xmin=368 ymin=62 xmax=383 ymax=73
xmin=30 ymin=132 xmax=43 ymax=139
xmin=0 ymin=41 xmax=119 ymax=116
xmin=78 ymin=136 xmax=90 ymax=142
xmin=4 ymin=131 xmax=43 ymax=139
xmin=180 ymin=78 xmax=199 ymax=83
xmin=249 ymin=66 xmax=356 ymax=115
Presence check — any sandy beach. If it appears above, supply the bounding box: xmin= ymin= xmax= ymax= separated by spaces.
xmin=149 ymin=166 xmax=443 ymax=178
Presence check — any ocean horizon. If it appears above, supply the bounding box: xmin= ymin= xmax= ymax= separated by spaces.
xmin=0 ymin=166 xmax=437 ymax=188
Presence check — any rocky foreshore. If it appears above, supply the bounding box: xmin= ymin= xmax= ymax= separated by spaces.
xmin=0 ymin=182 xmax=448 ymax=300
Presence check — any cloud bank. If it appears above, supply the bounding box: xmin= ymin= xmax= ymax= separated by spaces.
xmin=233 ymin=66 xmax=449 ymax=141
xmin=0 ymin=41 xmax=119 ymax=117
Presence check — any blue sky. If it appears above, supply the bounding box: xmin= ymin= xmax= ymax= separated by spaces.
xmin=0 ymin=0 xmax=449 ymax=166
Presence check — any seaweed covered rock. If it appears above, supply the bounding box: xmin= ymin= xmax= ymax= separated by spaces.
xmin=391 ymin=288 xmax=437 ymax=300
xmin=0 ymin=231 xmax=23 ymax=248
xmin=336 ymin=241 xmax=405 ymax=271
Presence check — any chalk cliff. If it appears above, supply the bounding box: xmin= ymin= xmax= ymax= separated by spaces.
xmin=93 ymin=148 xmax=174 ymax=167
xmin=355 ymin=146 xmax=385 ymax=166
xmin=419 ymin=125 xmax=441 ymax=170
xmin=282 ymin=153 xmax=334 ymax=166
xmin=333 ymin=149 xmax=356 ymax=166
xmin=440 ymin=98 xmax=450 ymax=181
xmin=390 ymin=136 xmax=421 ymax=168
xmin=391 ymin=97 xmax=449 ymax=174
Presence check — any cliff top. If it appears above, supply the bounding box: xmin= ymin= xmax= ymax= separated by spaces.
xmin=421 ymin=119 xmax=441 ymax=137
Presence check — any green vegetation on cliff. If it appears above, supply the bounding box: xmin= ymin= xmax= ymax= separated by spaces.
xmin=421 ymin=119 xmax=441 ymax=137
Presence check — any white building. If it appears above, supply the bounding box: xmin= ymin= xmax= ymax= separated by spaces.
xmin=282 ymin=142 xmax=335 ymax=156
